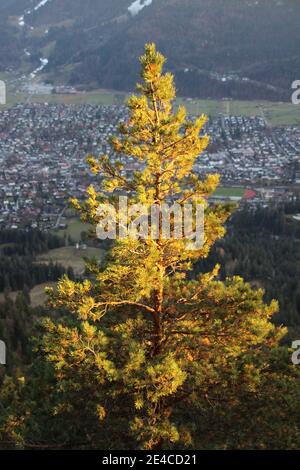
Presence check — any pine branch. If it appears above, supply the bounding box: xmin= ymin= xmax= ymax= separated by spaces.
xmin=94 ymin=300 xmax=156 ymax=316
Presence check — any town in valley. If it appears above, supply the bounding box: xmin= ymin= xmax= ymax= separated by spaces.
xmin=0 ymin=101 xmax=299 ymax=232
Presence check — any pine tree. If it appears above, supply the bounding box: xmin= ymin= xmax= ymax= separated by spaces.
xmin=4 ymin=44 xmax=300 ymax=450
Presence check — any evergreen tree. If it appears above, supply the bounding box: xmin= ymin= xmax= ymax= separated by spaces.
xmin=2 ymin=44 xmax=300 ymax=450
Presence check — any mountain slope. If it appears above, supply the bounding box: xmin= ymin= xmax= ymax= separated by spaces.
xmin=2 ymin=0 xmax=300 ymax=100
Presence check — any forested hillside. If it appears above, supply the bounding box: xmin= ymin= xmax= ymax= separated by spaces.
xmin=194 ymin=202 xmax=300 ymax=340
xmin=1 ymin=44 xmax=300 ymax=451
xmin=1 ymin=45 xmax=300 ymax=451
xmin=2 ymin=0 xmax=300 ymax=100
xmin=0 ymin=230 xmax=74 ymax=292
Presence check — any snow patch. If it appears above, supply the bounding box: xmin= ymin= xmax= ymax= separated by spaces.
xmin=30 ymin=58 xmax=49 ymax=78
xmin=128 ymin=0 xmax=153 ymax=16
xmin=34 ymin=0 xmax=52 ymax=12
xmin=18 ymin=0 xmax=52 ymax=27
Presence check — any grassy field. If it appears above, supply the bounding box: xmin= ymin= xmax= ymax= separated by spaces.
xmin=175 ymin=98 xmax=225 ymax=117
xmin=176 ymin=98 xmax=260 ymax=118
xmin=0 ymin=282 xmax=57 ymax=307
xmin=37 ymin=246 xmax=105 ymax=276
xmin=2 ymin=84 xmax=300 ymax=125
xmin=0 ymin=245 xmax=104 ymax=307
xmin=262 ymin=102 xmax=300 ymax=126
xmin=52 ymin=217 xmax=93 ymax=242
xmin=30 ymin=282 xmax=56 ymax=307
xmin=30 ymin=90 xmax=128 ymax=106
xmin=0 ymin=72 xmax=10 ymax=82
xmin=213 ymin=187 xmax=245 ymax=198
xmin=177 ymin=98 xmax=300 ymax=126
xmin=4 ymin=93 xmax=28 ymax=107
xmin=37 ymin=246 xmax=104 ymax=276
